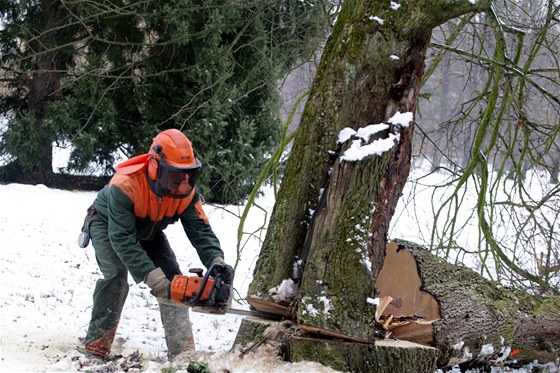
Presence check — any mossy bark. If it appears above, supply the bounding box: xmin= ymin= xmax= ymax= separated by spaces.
xmin=284 ymin=336 xmax=439 ymax=373
xmin=296 ymin=155 xmax=383 ymax=340
xmin=510 ymin=294 xmax=560 ymax=364
xmin=245 ymin=0 xmax=493 ymax=367
xmin=232 ymin=318 xmax=271 ymax=350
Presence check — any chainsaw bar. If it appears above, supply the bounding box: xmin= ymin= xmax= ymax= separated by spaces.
xmin=191 ymin=306 xmax=289 ymax=320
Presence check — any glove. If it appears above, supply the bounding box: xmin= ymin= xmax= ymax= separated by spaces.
xmin=145 ymin=267 xmax=171 ymax=299
xmin=210 ymin=257 xmax=234 ymax=285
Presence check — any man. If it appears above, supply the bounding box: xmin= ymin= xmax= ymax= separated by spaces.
xmin=81 ymin=128 xmax=233 ymax=360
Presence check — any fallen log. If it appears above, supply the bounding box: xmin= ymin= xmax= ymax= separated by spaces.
xmin=376 ymin=239 xmax=560 ymax=367
xmin=238 ymin=240 xmax=559 ymax=370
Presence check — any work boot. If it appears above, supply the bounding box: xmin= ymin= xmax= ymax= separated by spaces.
xmin=83 ymin=326 xmax=118 ymax=360
xmin=77 ymin=346 xmax=117 ymax=365
xmin=158 ymin=299 xmax=195 ymax=359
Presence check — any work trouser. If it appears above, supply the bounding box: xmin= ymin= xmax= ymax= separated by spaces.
xmin=84 ymin=217 xmax=194 ymax=359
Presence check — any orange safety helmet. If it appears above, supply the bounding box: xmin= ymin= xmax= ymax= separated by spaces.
xmin=147 ymin=129 xmax=202 ymax=198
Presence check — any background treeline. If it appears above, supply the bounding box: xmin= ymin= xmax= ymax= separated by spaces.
xmin=413 ymin=0 xmax=560 ymax=293
xmin=418 ymin=1 xmax=560 ymax=182
xmin=0 ymin=0 xmax=329 ymax=203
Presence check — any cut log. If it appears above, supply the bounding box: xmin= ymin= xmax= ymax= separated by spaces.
xmin=376 ymin=239 xmax=560 ymax=367
xmin=283 ymin=335 xmax=439 ymax=373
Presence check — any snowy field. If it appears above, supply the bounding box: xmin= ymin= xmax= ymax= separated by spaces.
xmin=0 ymin=183 xmax=341 ymax=372
xmin=0 ymin=166 xmax=558 ymax=372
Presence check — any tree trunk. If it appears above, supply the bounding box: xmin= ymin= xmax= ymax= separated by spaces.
xmin=23 ymin=0 xmax=70 ymax=178
xmin=376 ymin=240 xmax=560 ymax=368
xmin=247 ymin=0 xmax=492 ymax=340
xmin=236 ymin=240 xmax=559 ymax=370
xmin=243 ymin=0 xmax=500 ymax=369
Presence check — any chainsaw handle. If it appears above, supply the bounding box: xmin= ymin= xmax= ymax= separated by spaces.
xmin=189 ymin=263 xmax=223 ymax=305
xmin=188 ymin=268 xmax=204 ymax=277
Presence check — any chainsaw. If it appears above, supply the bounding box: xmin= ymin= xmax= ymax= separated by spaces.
xmin=170 ymin=263 xmax=286 ymax=320
xmin=170 ymin=263 xmax=231 ymax=308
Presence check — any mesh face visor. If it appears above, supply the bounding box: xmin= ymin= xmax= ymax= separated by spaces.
xmin=156 ymin=159 xmax=202 ymax=198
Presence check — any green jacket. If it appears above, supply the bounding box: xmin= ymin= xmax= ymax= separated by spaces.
xmin=92 ymin=166 xmax=223 ymax=283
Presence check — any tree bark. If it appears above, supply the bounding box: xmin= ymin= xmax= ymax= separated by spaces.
xmin=247 ymin=0 xmax=492 ymax=339
xmin=23 ymin=0 xmax=70 ymax=177
xmin=376 ymin=240 xmax=560 ymax=367
xmin=243 ymin=0 xmax=497 ymax=369
xmin=284 ymin=336 xmax=440 ymax=373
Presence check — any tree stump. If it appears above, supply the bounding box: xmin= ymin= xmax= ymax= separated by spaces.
xmin=283 ymin=336 xmax=439 ymax=373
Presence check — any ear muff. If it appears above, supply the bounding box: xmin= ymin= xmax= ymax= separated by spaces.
xmin=147 ymin=156 xmax=159 ymax=180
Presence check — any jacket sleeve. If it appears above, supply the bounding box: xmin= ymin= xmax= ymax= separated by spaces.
xmin=107 ymin=184 xmax=156 ymax=283
xmin=180 ymin=191 xmax=224 ymax=269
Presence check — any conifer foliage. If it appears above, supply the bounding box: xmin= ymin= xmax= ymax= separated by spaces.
xmin=0 ymin=0 xmax=327 ymax=203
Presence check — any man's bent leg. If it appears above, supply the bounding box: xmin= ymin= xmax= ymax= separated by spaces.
xmin=142 ymin=232 xmax=195 ymax=358
xmin=84 ymin=218 xmax=129 ymax=358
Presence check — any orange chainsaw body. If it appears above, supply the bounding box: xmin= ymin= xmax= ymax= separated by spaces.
xmin=170 ymin=275 xmax=215 ymax=303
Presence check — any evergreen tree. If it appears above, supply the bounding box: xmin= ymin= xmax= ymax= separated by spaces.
xmin=0 ymin=0 xmax=78 ymax=179
xmin=138 ymin=0 xmax=327 ymax=203
xmin=0 ymin=0 xmax=328 ymax=202
xmin=47 ymin=0 xmax=147 ymax=175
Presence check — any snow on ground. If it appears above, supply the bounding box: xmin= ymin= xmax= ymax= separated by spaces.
xmin=0 ymin=167 xmax=558 ymax=372
xmin=0 ymin=183 xmax=339 ymax=372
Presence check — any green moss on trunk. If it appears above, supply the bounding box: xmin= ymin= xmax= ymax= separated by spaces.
xmin=247 ymin=0 xmax=496 ymax=368
xmin=232 ymin=319 xmax=271 ymax=350
xmin=285 ymin=336 xmax=439 ymax=373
